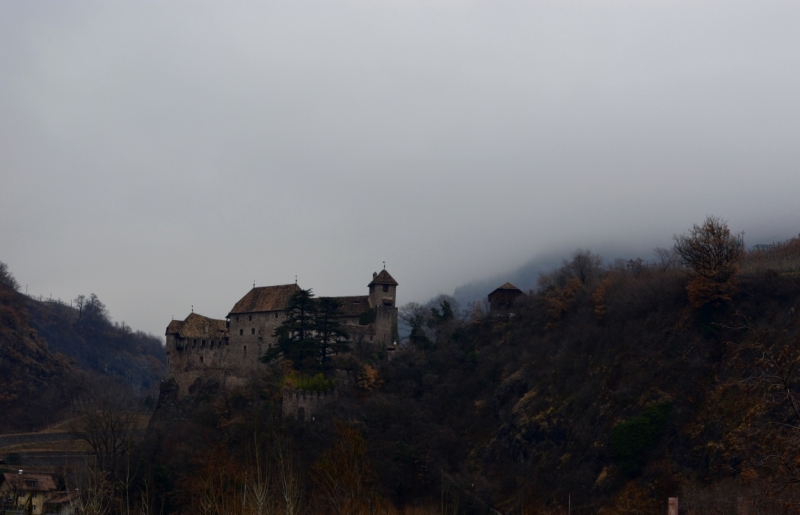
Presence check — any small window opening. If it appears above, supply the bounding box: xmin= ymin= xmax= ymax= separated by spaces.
xmin=383 ymin=284 xmax=389 ymax=292
xmin=239 ymin=329 xmax=243 ymax=336
xmin=202 ymin=339 xmax=206 ymax=346
xmin=275 ymin=312 xmax=278 ymax=318
xmin=251 ymin=328 xmax=255 ymax=335
xmin=243 ymin=345 xmax=247 ymax=356
xmin=236 ymin=316 xmax=239 ymax=322
xmin=200 ymin=356 xmax=204 ymax=363
xmin=249 ymin=315 xmax=252 ymax=321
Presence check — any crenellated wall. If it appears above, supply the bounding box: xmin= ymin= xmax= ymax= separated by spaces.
xmin=281 ymin=388 xmax=338 ymax=422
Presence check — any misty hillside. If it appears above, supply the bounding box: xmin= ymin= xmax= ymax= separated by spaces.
xmin=0 ymin=262 xmax=165 ymax=433
xmin=137 ymin=231 xmax=800 ymax=513
xmin=25 ymin=293 xmax=165 ymax=394
xmin=0 ymin=264 xmax=84 ymax=432
xmin=452 ymin=246 xmax=651 ymax=309
xmin=453 ymin=252 xmax=563 ymax=307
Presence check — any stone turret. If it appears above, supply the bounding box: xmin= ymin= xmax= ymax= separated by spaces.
xmin=368 ymin=269 xmax=398 ymax=346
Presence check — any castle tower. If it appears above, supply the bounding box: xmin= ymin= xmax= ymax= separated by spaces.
xmin=368 ymin=269 xmax=398 ymax=345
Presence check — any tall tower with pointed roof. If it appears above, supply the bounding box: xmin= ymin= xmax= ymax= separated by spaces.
xmin=368 ymin=269 xmax=399 ymax=346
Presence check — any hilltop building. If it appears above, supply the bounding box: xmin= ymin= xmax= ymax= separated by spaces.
xmin=488 ymin=282 xmax=525 ymax=315
xmin=165 ymin=269 xmax=398 ymax=397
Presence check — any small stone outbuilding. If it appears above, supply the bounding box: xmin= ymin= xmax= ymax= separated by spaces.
xmin=488 ymin=282 xmax=525 ymax=314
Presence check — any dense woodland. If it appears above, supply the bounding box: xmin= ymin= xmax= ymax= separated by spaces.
xmin=0 ymin=263 xmax=164 ymax=433
xmin=3 ymin=218 xmax=800 ymax=514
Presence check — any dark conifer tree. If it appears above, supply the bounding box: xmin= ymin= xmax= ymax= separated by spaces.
xmin=315 ymin=297 xmax=350 ymax=369
xmin=262 ymin=288 xmax=319 ymax=368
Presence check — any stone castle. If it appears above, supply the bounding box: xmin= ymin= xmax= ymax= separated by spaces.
xmin=165 ymin=269 xmax=398 ymax=397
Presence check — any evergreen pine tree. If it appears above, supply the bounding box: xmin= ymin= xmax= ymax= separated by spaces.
xmin=262 ymin=288 xmax=319 ymax=368
xmin=316 ymin=297 xmax=350 ymax=370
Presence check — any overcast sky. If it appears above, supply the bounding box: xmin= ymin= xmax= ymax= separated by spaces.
xmin=2 ymin=0 xmax=799 ymax=337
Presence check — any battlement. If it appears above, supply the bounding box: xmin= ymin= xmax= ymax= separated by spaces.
xmin=281 ymin=387 xmax=339 ymax=422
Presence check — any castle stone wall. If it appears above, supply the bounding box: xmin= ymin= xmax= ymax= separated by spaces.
xmin=165 ymin=270 xmax=399 ymax=399
xmin=281 ymin=388 xmax=338 ymax=422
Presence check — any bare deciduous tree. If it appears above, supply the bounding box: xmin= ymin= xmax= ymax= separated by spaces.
xmin=653 ymin=247 xmax=680 ymax=271
xmin=674 ymin=216 xmax=743 ymax=306
xmin=674 ymin=216 xmax=742 ymax=281
xmin=71 ymin=383 xmax=139 ymax=477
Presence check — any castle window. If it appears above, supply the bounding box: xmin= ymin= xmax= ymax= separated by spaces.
xmin=239 ymin=329 xmax=243 ymax=336
xmin=236 ymin=316 xmax=239 ymax=322
xmin=251 ymin=328 xmax=255 ymax=335
xmin=202 ymin=339 xmax=205 ymax=346
xmin=243 ymin=346 xmax=247 ymax=356
xmin=193 ymin=339 xmax=197 ymax=347
xmin=275 ymin=312 xmax=278 ymax=318
xmin=200 ymin=356 xmax=204 ymax=363
xmin=383 ymin=284 xmax=389 ymax=292
xmin=249 ymin=315 xmax=252 ymax=321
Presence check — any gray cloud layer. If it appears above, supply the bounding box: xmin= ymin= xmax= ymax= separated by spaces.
xmin=2 ymin=1 xmax=799 ymax=336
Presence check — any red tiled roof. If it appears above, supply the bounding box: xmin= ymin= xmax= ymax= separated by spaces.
xmin=489 ymin=282 xmax=523 ymax=296
xmin=1 ymin=473 xmax=57 ymax=492
xmin=328 ymin=296 xmax=371 ymax=317
xmin=368 ymin=270 xmax=398 ymax=287
xmin=176 ymin=313 xmax=228 ymax=339
xmin=229 ymin=284 xmax=301 ymax=315
xmin=166 ymin=320 xmax=183 ymax=335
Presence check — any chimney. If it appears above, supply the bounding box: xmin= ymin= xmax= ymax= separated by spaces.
xmin=373 ymin=272 xmax=377 ymax=279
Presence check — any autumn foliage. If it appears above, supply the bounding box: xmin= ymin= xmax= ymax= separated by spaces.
xmin=673 ymin=216 xmax=743 ymax=306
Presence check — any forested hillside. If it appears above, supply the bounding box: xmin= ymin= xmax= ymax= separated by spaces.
xmin=0 ymin=263 xmax=83 ymax=432
xmin=26 ymin=292 xmax=165 ymax=394
xmin=0 ymin=262 xmax=164 ymax=433
xmin=6 ymin=221 xmax=800 ymax=514
xmin=132 ymin=221 xmax=800 ymax=514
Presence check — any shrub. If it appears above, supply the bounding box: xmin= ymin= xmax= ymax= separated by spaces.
xmin=611 ymin=402 xmax=672 ymax=476
xmin=287 ymin=372 xmax=334 ymax=392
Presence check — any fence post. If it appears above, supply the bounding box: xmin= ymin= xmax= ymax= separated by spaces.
xmin=667 ymin=497 xmax=678 ymax=515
